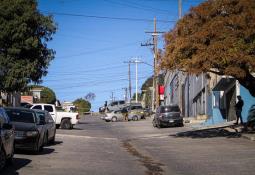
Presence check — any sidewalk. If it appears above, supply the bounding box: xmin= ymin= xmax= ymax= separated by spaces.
xmin=179 ymin=121 xmax=255 ymax=141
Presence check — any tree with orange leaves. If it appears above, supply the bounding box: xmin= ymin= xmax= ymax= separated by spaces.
xmin=161 ymin=0 xmax=255 ymax=96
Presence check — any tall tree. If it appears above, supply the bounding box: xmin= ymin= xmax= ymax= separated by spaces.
xmin=73 ymin=98 xmax=91 ymax=113
xmin=40 ymin=87 xmax=56 ymax=104
xmin=0 ymin=0 xmax=56 ymax=92
xmin=161 ymin=0 xmax=255 ymax=96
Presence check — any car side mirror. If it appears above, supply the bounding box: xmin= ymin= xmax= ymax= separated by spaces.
xmin=2 ymin=123 xmax=13 ymax=130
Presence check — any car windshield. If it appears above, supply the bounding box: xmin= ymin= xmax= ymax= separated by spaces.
xmin=6 ymin=109 xmax=36 ymax=123
xmin=160 ymin=106 xmax=180 ymax=113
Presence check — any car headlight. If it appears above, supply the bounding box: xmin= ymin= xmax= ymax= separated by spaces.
xmin=26 ymin=131 xmax=38 ymax=137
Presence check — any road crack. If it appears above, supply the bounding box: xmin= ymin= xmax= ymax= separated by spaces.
xmin=122 ymin=139 xmax=164 ymax=175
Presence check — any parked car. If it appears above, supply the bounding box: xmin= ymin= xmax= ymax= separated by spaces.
xmin=104 ymin=110 xmax=124 ymax=122
xmin=128 ymin=112 xmax=142 ymax=121
xmin=106 ymin=100 xmax=126 ymax=112
xmin=34 ymin=110 xmax=56 ymax=145
xmin=143 ymin=108 xmax=153 ymax=117
xmin=0 ymin=108 xmax=14 ymax=171
xmin=30 ymin=104 xmax=79 ymax=129
xmin=125 ymin=103 xmax=145 ymax=120
xmin=153 ymin=105 xmax=183 ymax=128
xmin=5 ymin=107 xmax=46 ymax=152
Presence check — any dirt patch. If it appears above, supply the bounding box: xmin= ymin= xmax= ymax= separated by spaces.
xmin=122 ymin=140 xmax=164 ymax=175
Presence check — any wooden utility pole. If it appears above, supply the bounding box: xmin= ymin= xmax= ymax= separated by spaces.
xmin=142 ymin=17 xmax=164 ymax=111
xmin=153 ymin=17 xmax=159 ymax=110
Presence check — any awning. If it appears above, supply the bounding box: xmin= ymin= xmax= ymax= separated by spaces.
xmin=212 ymin=78 xmax=235 ymax=91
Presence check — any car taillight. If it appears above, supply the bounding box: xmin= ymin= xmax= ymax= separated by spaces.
xmin=76 ymin=114 xmax=80 ymax=119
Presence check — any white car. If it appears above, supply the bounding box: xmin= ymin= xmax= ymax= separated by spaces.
xmin=104 ymin=110 xmax=124 ymax=122
xmin=30 ymin=104 xmax=79 ymax=129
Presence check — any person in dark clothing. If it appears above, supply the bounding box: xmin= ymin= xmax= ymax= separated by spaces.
xmin=235 ymin=95 xmax=244 ymax=125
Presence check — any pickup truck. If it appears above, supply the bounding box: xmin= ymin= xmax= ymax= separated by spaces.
xmin=30 ymin=104 xmax=79 ymax=129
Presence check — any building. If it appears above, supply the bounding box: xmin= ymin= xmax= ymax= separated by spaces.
xmin=164 ymin=70 xmax=255 ymax=125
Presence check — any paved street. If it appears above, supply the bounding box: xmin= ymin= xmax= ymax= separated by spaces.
xmin=2 ymin=115 xmax=255 ymax=175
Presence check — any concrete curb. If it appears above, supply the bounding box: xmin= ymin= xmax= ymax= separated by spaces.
xmin=223 ymin=127 xmax=255 ymax=141
xmin=241 ymin=134 xmax=255 ymax=141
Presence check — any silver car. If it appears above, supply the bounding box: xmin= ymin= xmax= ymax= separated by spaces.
xmin=104 ymin=110 xmax=124 ymax=122
xmin=106 ymin=100 xmax=126 ymax=112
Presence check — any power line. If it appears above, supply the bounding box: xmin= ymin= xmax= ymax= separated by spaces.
xmin=42 ymin=11 xmax=176 ymax=23
xmin=49 ymin=75 xmax=150 ymax=90
xmin=55 ymin=42 xmax=138 ymax=59
xmin=103 ymin=0 xmax=173 ymax=14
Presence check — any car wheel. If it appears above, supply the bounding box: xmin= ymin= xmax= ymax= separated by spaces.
xmin=49 ymin=130 xmax=56 ymax=144
xmin=56 ymin=124 xmax=60 ymax=129
xmin=111 ymin=117 xmax=117 ymax=122
xmin=61 ymin=119 xmax=72 ymax=129
xmin=157 ymin=121 xmax=161 ymax=128
xmin=0 ymin=147 xmax=6 ymax=171
xmin=7 ymin=144 xmax=14 ymax=165
xmin=132 ymin=115 xmax=138 ymax=121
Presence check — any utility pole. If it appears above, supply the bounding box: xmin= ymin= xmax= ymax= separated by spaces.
xmin=122 ymin=87 xmax=128 ymax=102
xmin=111 ymin=92 xmax=114 ymax=102
xmin=142 ymin=17 xmax=164 ymax=111
xmin=124 ymin=58 xmax=142 ymax=103
xmin=124 ymin=61 xmax=132 ymax=102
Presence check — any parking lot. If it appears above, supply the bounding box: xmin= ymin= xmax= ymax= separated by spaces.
xmin=2 ymin=115 xmax=255 ymax=175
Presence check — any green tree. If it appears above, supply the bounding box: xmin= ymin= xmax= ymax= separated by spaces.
xmin=40 ymin=87 xmax=56 ymax=104
xmin=161 ymin=0 xmax=255 ymax=96
xmin=73 ymin=98 xmax=91 ymax=113
xmin=27 ymin=85 xmax=56 ymax=104
xmin=0 ymin=0 xmax=56 ymax=92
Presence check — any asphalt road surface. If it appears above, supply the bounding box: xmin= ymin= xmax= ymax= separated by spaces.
xmin=2 ymin=114 xmax=255 ymax=175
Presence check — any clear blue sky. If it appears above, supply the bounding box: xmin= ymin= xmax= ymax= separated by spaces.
xmin=38 ymin=0 xmax=204 ymax=111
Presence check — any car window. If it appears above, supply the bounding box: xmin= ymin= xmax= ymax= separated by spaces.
xmin=119 ymin=101 xmax=125 ymax=105
xmin=44 ymin=105 xmax=54 ymax=112
xmin=111 ymin=102 xmax=118 ymax=106
xmin=160 ymin=106 xmax=180 ymax=113
xmin=36 ymin=112 xmax=46 ymax=123
xmin=6 ymin=109 xmax=36 ymax=123
xmin=32 ymin=105 xmax=42 ymax=110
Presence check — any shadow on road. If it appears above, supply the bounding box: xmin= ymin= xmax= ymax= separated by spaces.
xmin=2 ymin=157 xmax=32 ymax=175
xmin=15 ymin=147 xmax=55 ymax=155
xmin=171 ymin=127 xmax=241 ymax=139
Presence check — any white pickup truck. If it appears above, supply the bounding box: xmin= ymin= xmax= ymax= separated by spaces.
xmin=30 ymin=103 xmax=79 ymax=129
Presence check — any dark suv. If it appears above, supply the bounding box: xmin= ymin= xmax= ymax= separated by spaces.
xmin=5 ymin=107 xmax=46 ymax=152
xmin=153 ymin=105 xmax=183 ymax=128
xmin=0 ymin=107 xmax=14 ymax=171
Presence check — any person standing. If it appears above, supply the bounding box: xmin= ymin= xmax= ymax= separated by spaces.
xmin=235 ymin=95 xmax=244 ymax=125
